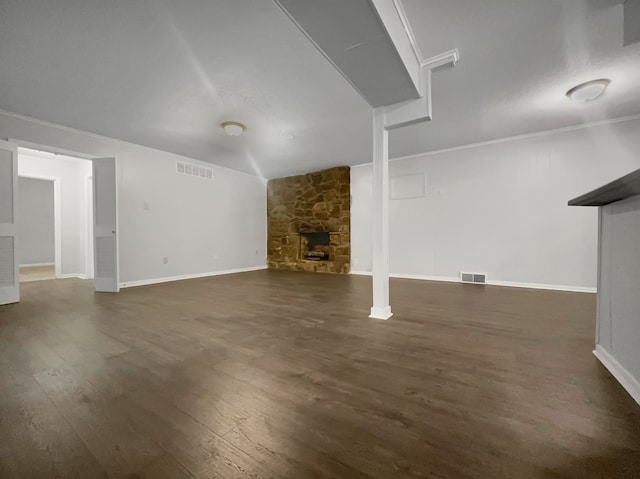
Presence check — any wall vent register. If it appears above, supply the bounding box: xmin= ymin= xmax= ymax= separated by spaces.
xmin=460 ymin=272 xmax=487 ymax=284
xmin=176 ymin=161 xmax=213 ymax=180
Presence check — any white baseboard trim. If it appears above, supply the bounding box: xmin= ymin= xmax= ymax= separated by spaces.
xmin=350 ymin=270 xmax=373 ymax=276
xmin=593 ymin=345 xmax=640 ymax=406
xmin=390 ymin=273 xmax=460 ymax=283
xmin=20 ymin=262 xmax=55 ymax=267
xmin=486 ymin=280 xmax=596 ymax=293
xmin=59 ymin=273 xmax=87 ymax=280
xmin=119 ymin=265 xmax=268 ymax=289
xmin=349 ymin=271 xmax=596 ymax=293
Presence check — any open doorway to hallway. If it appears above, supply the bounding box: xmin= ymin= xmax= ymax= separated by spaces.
xmin=18 ymin=176 xmax=56 ymax=282
xmin=17 ymin=147 xmax=94 ymax=286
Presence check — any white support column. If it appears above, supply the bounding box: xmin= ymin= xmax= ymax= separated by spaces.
xmin=367 ymin=55 xmax=458 ymax=319
xmin=370 ymin=107 xmax=393 ymax=320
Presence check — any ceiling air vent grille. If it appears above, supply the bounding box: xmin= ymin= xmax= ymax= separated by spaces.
xmin=176 ymin=161 xmax=213 ymax=180
xmin=460 ymin=271 xmax=487 ymax=285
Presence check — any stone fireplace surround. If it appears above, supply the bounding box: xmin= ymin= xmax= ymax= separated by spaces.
xmin=267 ymin=166 xmax=350 ymax=273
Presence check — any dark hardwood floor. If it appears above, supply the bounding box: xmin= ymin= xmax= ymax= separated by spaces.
xmin=1 ymin=269 xmax=639 ymax=478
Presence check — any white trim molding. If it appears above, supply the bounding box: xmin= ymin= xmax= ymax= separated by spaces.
xmin=1 ymin=110 xmax=263 ymax=180
xmin=350 ymin=270 xmax=595 ymax=293
xmin=420 ymin=49 xmax=459 ymax=69
xmin=370 ymin=305 xmax=393 ymax=320
xmin=390 ymin=114 xmax=640 ymax=164
xmin=390 ymin=0 xmax=423 ymax=65
xmin=59 ymin=273 xmax=87 ymax=280
xmin=391 ymin=273 xmax=460 ymax=283
xmin=14 ymin=141 xmax=94 ymax=161
xmin=119 ymin=265 xmax=268 ymax=289
xmin=593 ymin=345 xmax=640 ymax=406
xmin=486 ymin=280 xmax=595 ymax=293
xmin=389 ymin=0 xmax=460 ymax=70
xmin=350 ymin=270 xmax=373 ymax=276
xmin=19 ymin=262 xmax=55 ymax=267
xmin=351 ymin=114 xmax=640 ymax=170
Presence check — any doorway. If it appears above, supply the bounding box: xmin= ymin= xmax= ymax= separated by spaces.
xmin=16 ymin=147 xmax=94 ymax=284
xmin=0 ymin=140 xmax=118 ymax=305
xmin=17 ymin=176 xmax=56 ymax=282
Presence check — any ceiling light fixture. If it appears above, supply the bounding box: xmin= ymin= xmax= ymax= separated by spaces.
xmin=566 ymin=79 xmax=610 ymax=103
xmin=221 ymin=121 xmax=246 ymax=137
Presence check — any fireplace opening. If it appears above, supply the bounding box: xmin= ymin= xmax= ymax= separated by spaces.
xmin=300 ymin=232 xmax=330 ymax=261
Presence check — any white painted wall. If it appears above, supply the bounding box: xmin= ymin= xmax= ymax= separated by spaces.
xmin=118 ymin=149 xmax=267 ymax=285
xmin=1 ymin=111 xmax=267 ymax=287
xmin=352 ymin=118 xmax=640 ymax=290
xmin=17 ymin=177 xmax=55 ymax=265
xmin=18 ymin=151 xmax=91 ymax=276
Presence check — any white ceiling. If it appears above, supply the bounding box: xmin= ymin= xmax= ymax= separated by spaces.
xmin=1 ymin=0 xmax=639 ymax=178
xmin=0 ymin=0 xmax=372 ymax=178
xmin=394 ymin=0 xmax=640 ymax=158
xmin=274 ymin=0 xmax=421 ymax=107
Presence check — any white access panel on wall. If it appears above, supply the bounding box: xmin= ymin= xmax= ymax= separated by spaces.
xmin=390 ymin=173 xmax=425 ymax=200
xmin=92 ymin=157 xmax=119 ymax=293
xmin=0 ymin=140 xmax=20 ymax=305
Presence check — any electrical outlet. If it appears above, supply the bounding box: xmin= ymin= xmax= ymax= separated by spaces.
xmin=162 ymin=257 xmax=168 ymax=264
xmin=143 ymin=202 xmax=150 ymax=211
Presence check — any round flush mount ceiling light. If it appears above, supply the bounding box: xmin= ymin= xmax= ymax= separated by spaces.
xmin=221 ymin=121 xmax=246 ymax=136
xmin=566 ymin=79 xmax=610 ymax=103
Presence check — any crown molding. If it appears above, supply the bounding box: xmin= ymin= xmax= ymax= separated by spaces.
xmin=0 ymin=108 xmax=264 ymax=180
xmin=352 ymin=113 xmax=640 ymax=168
xmin=0 ymin=108 xmax=122 ymax=144
xmin=420 ymin=49 xmax=459 ymax=69
xmin=392 ymin=114 xmax=640 ymax=163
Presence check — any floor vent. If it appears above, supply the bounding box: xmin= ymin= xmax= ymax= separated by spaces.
xmin=176 ymin=161 xmax=213 ymax=180
xmin=460 ymin=272 xmax=487 ymax=285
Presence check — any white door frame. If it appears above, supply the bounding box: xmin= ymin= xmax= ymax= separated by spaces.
xmin=9 ymin=139 xmax=119 ymax=293
xmin=9 ymin=138 xmax=95 ymax=161
xmin=85 ymin=175 xmax=94 ymax=280
xmin=18 ymin=174 xmax=62 ymax=279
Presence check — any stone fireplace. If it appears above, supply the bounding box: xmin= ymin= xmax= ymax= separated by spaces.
xmin=267 ymin=166 xmax=350 ymax=273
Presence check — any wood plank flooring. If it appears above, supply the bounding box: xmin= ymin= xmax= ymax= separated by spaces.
xmin=19 ymin=265 xmax=56 ymax=283
xmin=1 ymin=269 xmax=639 ymax=478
